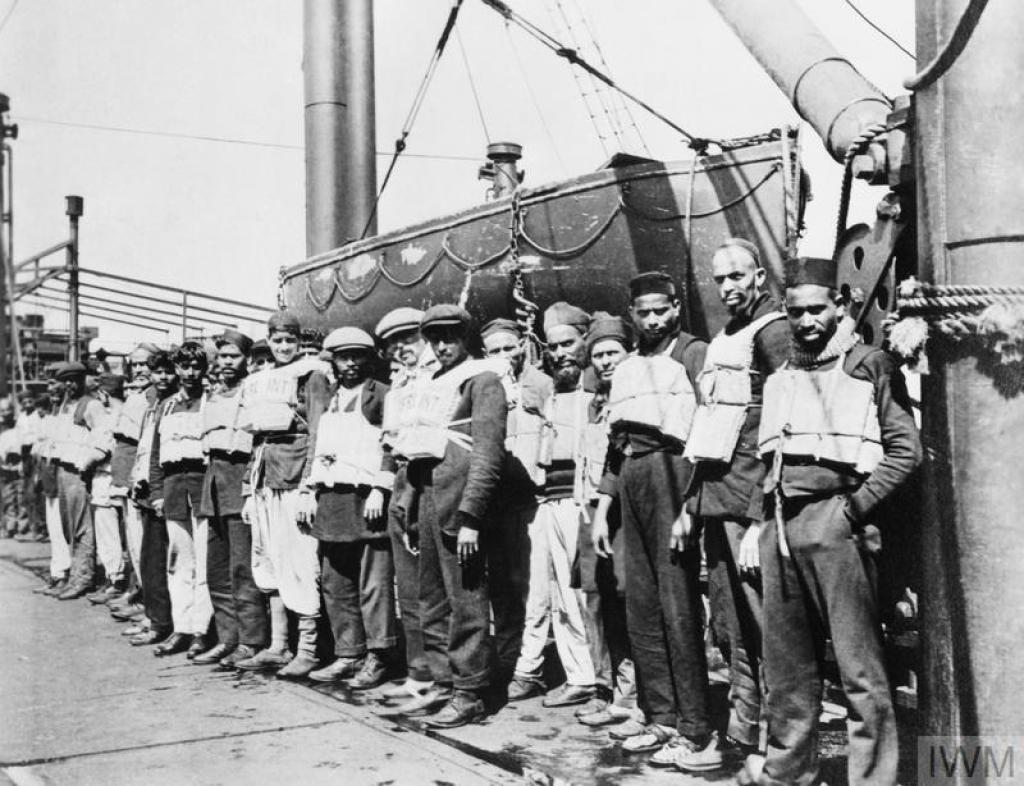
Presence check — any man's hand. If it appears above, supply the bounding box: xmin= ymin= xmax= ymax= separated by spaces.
xmin=402 ymin=531 xmax=420 ymax=556
xmin=153 ymin=499 xmax=164 ymax=517
xmin=738 ymin=523 xmax=761 ymax=573
xmin=363 ymin=489 xmax=384 ymax=527
xmin=592 ymin=513 xmax=613 ymax=559
xmin=457 ymin=526 xmax=479 ymax=566
xmin=241 ymin=496 xmax=254 ymax=525
xmin=295 ymin=489 xmax=317 ymax=532
xmin=669 ymin=509 xmax=695 ymax=553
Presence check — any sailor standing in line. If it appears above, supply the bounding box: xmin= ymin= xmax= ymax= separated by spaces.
xmin=602 ymin=272 xmax=720 ymax=771
xmin=195 ymin=330 xmax=269 ymax=668
xmin=15 ymin=392 xmax=44 ymax=540
xmin=237 ymin=311 xmax=331 ymax=678
xmin=384 ymin=304 xmax=507 ymax=728
xmin=373 ymin=307 xmax=443 ymax=709
xmin=35 ymin=380 xmax=72 ymax=595
xmin=754 ymin=257 xmax=921 ymax=786
xmin=505 ymin=303 xmax=597 ymax=707
xmin=683 ymin=238 xmax=790 ymax=761
xmin=480 ymin=317 xmax=552 ymax=684
xmin=305 ymin=327 xmax=398 ymax=688
xmin=53 ymin=362 xmax=106 ymax=600
xmin=0 ymin=398 xmax=23 ymax=538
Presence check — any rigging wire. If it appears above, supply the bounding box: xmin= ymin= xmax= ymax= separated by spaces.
xmin=0 ymin=0 xmax=19 ymax=35
xmin=14 ymin=116 xmax=480 ymax=162
xmin=840 ymin=0 xmax=915 ymax=61
xmin=360 ymin=0 xmax=466 ymax=240
xmin=478 ymin=0 xmax=713 ymax=151
xmin=455 ymin=26 xmax=491 ymax=144
xmin=502 ymin=22 xmax=569 ymax=177
xmin=904 ymin=0 xmax=989 ymax=91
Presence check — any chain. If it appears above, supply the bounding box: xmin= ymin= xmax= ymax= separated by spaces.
xmin=507 ymin=190 xmax=542 ymax=361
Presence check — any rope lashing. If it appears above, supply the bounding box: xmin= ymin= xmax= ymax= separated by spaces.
xmin=834 ymin=122 xmax=888 ymax=258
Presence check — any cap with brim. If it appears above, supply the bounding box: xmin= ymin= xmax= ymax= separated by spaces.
xmin=267 ymin=310 xmax=301 ymax=335
xmin=55 ymin=362 xmax=87 ymax=380
xmin=784 ymin=256 xmax=836 ymax=289
xmin=375 ymin=307 xmax=425 ymax=341
xmin=585 ymin=311 xmax=633 ymax=355
xmin=480 ymin=318 xmax=522 ymax=340
xmin=250 ymin=339 xmax=272 ymax=357
xmin=323 ymin=326 xmax=376 ymax=353
xmin=629 ymin=271 xmax=677 ymax=300
xmin=542 ymin=302 xmax=591 ymax=335
xmin=421 ymin=304 xmax=471 ymax=331
xmin=216 ymin=329 xmax=253 ymax=355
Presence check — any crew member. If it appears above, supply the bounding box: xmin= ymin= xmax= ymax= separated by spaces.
xmin=197 ymin=330 xmax=268 ymax=668
xmin=0 ymin=398 xmax=22 ymax=538
xmin=237 ymin=310 xmax=330 ymax=678
xmin=384 ymin=304 xmax=507 ymax=728
xmin=30 ymin=393 xmax=70 ymax=595
xmin=683 ymin=238 xmax=789 ymax=760
xmin=250 ymin=339 xmax=274 ymax=373
xmin=480 ymin=317 xmax=551 ymax=683
xmin=16 ymin=392 xmax=44 ymax=540
xmin=305 ymin=327 xmax=397 ymax=688
xmin=754 ymin=257 xmax=921 ymax=786
xmin=603 ymin=272 xmax=717 ymax=769
xmin=506 ymin=303 xmax=596 ymax=707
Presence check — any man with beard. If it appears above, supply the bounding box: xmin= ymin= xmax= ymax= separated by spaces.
xmin=753 ymin=257 xmax=920 ymax=786
xmin=53 ymin=362 xmax=107 ymax=600
xmin=196 ymin=330 xmax=269 ymax=668
xmin=682 ymin=238 xmax=790 ymax=765
xmin=384 ymin=304 xmax=506 ymax=728
xmin=506 ymin=303 xmax=596 ymax=707
xmin=480 ymin=317 xmax=552 ymax=684
xmin=603 ymin=272 xmax=717 ymax=769
xmin=374 ymin=307 xmax=442 ymax=709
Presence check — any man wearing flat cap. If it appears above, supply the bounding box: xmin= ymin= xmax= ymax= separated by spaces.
xmin=383 ymin=304 xmax=507 ymax=727
xmin=754 ymin=257 xmax=921 ymax=786
xmin=34 ymin=379 xmax=72 ymax=595
xmin=480 ymin=316 xmax=552 ymax=683
xmin=602 ymin=271 xmax=717 ymax=767
xmin=195 ymin=330 xmax=269 ymax=668
xmin=681 ymin=238 xmax=791 ymax=764
xmin=304 ymin=326 xmax=398 ymax=689
xmin=505 ymin=303 xmax=597 ymax=708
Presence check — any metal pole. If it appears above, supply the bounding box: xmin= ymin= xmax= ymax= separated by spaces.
xmin=304 ymin=0 xmax=378 ymax=255
xmin=65 ymin=195 xmax=83 ymax=362
xmin=0 ymin=94 xmax=12 ymax=397
xmin=182 ymin=291 xmax=188 ymax=343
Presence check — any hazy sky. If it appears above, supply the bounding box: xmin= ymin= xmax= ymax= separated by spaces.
xmin=2 ymin=0 xmax=915 ymax=350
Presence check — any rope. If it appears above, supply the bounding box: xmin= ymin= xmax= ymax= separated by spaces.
xmin=840 ymin=0 xmax=915 ymax=61
xmin=520 ymin=203 xmax=621 ymax=259
xmin=455 ymin=26 xmax=491 ymax=144
xmin=904 ymin=0 xmax=990 ymax=92
xmin=360 ymin=0 xmax=466 ymax=240
xmin=833 ymin=123 xmax=888 ymax=258
xmin=780 ymin=126 xmax=801 ymax=258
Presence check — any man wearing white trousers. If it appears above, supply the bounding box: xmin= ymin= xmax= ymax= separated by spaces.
xmin=31 ymin=389 xmax=73 ymax=595
xmin=507 ymin=302 xmax=597 ymax=708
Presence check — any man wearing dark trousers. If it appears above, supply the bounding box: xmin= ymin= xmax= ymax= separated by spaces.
xmin=684 ymin=238 xmax=790 ymax=765
xmin=754 ymin=257 xmax=921 ymax=786
xmin=603 ymin=272 xmax=718 ymax=770
xmin=384 ymin=304 xmax=507 ymax=728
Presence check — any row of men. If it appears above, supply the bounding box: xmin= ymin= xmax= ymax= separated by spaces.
xmin=23 ymin=238 xmax=920 ymax=786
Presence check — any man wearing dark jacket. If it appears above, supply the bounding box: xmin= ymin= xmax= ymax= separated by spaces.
xmin=755 ymin=257 xmax=922 ymax=786
xmin=385 ymin=304 xmax=507 ymax=728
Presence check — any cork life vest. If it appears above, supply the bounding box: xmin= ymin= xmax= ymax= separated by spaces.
xmin=113 ymin=389 xmax=151 ymax=443
xmin=579 ymin=404 xmax=611 ymax=500
xmin=239 ymin=357 xmax=330 ymax=434
xmin=202 ymin=387 xmax=253 ymax=456
xmin=758 ymin=352 xmax=883 ymax=476
xmin=308 ymin=385 xmax=384 ymax=488
xmin=684 ymin=311 xmax=786 ymax=463
xmin=607 ymin=344 xmax=697 ymax=445
xmin=383 ymin=357 xmax=508 ymax=461
xmin=56 ymin=398 xmax=94 ymax=470
xmin=45 ymin=412 xmax=68 ymax=462
xmin=131 ymin=405 xmax=158 ymax=485
xmin=537 ymin=388 xmax=591 ymax=467
xmin=504 ymin=372 xmax=547 ymax=486
xmin=159 ymin=397 xmax=205 ymax=465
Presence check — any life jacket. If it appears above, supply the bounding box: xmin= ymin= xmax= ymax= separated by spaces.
xmin=579 ymin=404 xmax=611 ymax=501
xmin=239 ymin=357 xmax=330 ymax=434
xmin=684 ymin=311 xmax=786 ymax=463
xmin=31 ymin=415 xmax=50 ymax=458
xmin=758 ymin=351 xmax=883 ymax=476
xmin=131 ymin=405 xmax=158 ymax=485
xmin=0 ymin=426 xmax=20 ymax=465
xmin=159 ymin=397 xmax=205 ymax=465
xmin=607 ymin=343 xmax=698 ymax=445
xmin=57 ymin=398 xmax=95 ymax=470
xmin=113 ymin=389 xmax=151 ymax=442
xmin=45 ymin=412 xmax=69 ymax=462
xmin=202 ymin=388 xmax=253 ymax=456
xmin=504 ymin=371 xmax=548 ymax=486
xmin=537 ymin=388 xmax=591 ymax=467
xmin=309 ymin=385 xmax=387 ymax=488
xmin=383 ymin=357 xmax=508 ymax=461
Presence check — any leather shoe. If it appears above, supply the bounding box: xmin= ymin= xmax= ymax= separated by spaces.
xmin=276 ymin=653 xmax=319 ymax=679
xmin=111 ymin=603 xmax=146 ymax=621
xmin=122 ymin=621 xmax=150 ymax=637
xmin=423 ymin=691 xmax=486 ymax=728
xmin=192 ymin=642 xmax=233 ymax=665
xmin=308 ymin=657 xmax=362 ymax=683
xmin=33 ymin=577 xmax=63 ymax=595
xmin=87 ymin=584 xmax=121 ymax=605
xmin=235 ymin=647 xmax=293 ymax=671
xmin=154 ymin=633 xmax=192 ymax=657
xmin=542 ymin=683 xmax=595 ymax=708
xmin=507 ymin=676 xmax=546 ymax=702
xmin=130 ymin=629 xmax=171 ymax=647
xmin=396 ymin=686 xmax=452 ymax=717
xmin=217 ymin=644 xmax=257 ymax=670
xmin=43 ymin=578 xmax=69 ymax=597
xmin=57 ymin=583 xmax=91 ymax=601
xmin=348 ymin=651 xmax=389 ymax=690
xmin=186 ymin=635 xmax=212 ymax=660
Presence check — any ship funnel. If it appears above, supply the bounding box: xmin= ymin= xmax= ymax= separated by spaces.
xmin=479 ymin=142 xmax=524 ymax=200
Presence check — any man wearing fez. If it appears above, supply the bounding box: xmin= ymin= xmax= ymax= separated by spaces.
xmin=601 ymin=272 xmax=718 ymax=769
xmin=754 ymin=257 xmax=921 ymax=786
xmin=384 ymin=304 xmax=506 ymax=728
xmin=196 ymin=330 xmax=269 ymax=668
xmin=480 ymin=316 xmax=552 ymax=683
xmin=683 ymin=238 xmax=790 ymax=762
